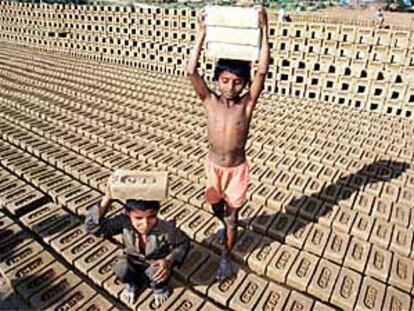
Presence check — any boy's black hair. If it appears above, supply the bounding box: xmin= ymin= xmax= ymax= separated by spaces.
xmin=125 ymin=199 xmax=160 ymax=212
xmin=213 ymin=58 xmax=251 ymax=86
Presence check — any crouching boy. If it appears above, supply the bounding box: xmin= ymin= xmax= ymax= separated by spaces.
xmin=84 ymin=187 xmax=189 ymax=307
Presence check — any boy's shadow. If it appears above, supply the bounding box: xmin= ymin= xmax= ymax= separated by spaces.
xmin=172 ymin=159 xmax=410 ymax=291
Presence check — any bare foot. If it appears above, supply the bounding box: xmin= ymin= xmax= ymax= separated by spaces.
xmin=154 ymin=289 xmax=170 ymax=308
xmin=121 ymin=283 xmax=139 ymax=304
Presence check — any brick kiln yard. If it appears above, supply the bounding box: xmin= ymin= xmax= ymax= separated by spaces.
xmin=1 ymin=2 xmax=414 ymax=311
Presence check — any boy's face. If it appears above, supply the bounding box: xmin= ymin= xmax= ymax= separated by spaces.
xmin=128 ymin=208 xmax=158 ymax=235
xmin=217 ymin=71 xmax=246 ymax=99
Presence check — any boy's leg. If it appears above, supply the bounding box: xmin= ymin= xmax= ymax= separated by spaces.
xmin=145 ymin=263 xmax=171 ymax=307
xmin=211 ymin=199 xmax=226 ymax=244
xmin=217 ymin=206 xmax=238 ymax=282
xmin=114 ymin=254 xmax=146 ymax=303
xmin=224 ymin=206 xmax=238 ymax=253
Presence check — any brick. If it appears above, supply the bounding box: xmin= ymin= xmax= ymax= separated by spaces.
xmin=39 ymin=175 xmax=73 ymax=194
xmin=46 ymin=283 xmax=97 ymax=311
xmin=62 ymin=234 xmax=104 ymax=264
xmin=15 ymin=261 xmax=68 ymax=300
xmin=208 ymin=265 xmax=246 ymax=307
xmin=39 ymin=214 xmax=80 ymax=244
xmin=254 ymin=281 xmax=290 ymax=310
xmin=372 ymin=197 xmax=392 ymax=221
xmin=30 ymin=170 xmax=63 ymax=189
xmin=323 ymin=229 xmax=350 ymax=265
xmin=200 ymin=301 xmax=222 ymax=311
xmin=303 ymin=224 xmax=330 ymax=257
xmin=205 ymin=6 xmax=259 ymax=28
xmin=74 ymin=241 xmax=119 ymax=275
xmin=344 ymin=237 xmax=371 ymax=273
xmin=251 ymin=183 xmax=273 ymax=206
xmin=238 ymin=202 xmax=262 ymax=228
xmin=0 ymin=215 xmax=15 ymax=231
xmin=74 ymin=294 xmax=114 ymax=311
xmin=391 ymin=203 xmax=411 ymax=228
xmin=331 ymin=267 xmax=362 ymax=310
xmin=189 ymin=252 xmax=220 ymax=295
xmin=355 ymin=277 xmax=386 ymax=311
xmin=285 ymin=217 xmax=312 ymax=249
xmin=389 ymin=253 xmax=413 ymax=293
xmin=266 ymin=244 xmax=299 ymax=284
xmin=284 ymin=290 xmax=315 ymax=310
xmin=48 ymin=180 xmax=83 ymax=203
xmin=6 ymin=190 xmax=49 ymax=216
xmin=267 ymin=187 xmax=291 ymax=211
xmin=6 ymin=251 xmax=55 ymax=285
xmin=390 ymin=225 xmax=413 ymax=257
xmin=88 ymin=250 xmax=123 ymax=286
xmin=163 ymin=289 xmax=204 ymax=311
xmin=229 ymin=273 xmax=268 ymax=311
xmin=370 ymin=219 xmax=393 ymax=249
xmin=108 ymin=170 xmax=168 ymax=202
xmin=286 ymin=250 xmax=318 ymax=292
xmin=307 ymin=258 xmax=341 ymax=302
xmin=268 ymin=212 xmax=295 ymax=241
xmin=176 ymin=183 xmax=204 ymax=203
xmin=299 ymin=197 xmax=323 ymax=221
xmin=0 ymin=241 xmax=43 ymax=273
xmin=0 ymin=184 xmax=34 ymax=206
xmin=13 ymin=161 xmax=45 ymax=178
xmin=20 ymin=202 xmax=60 ymax=227
xmin=231 ymin=229 xmax=261 ymax=264
xmin=0 ymin=227 xmax=31 ymax=255
xmin=383 ymin=287 xmax=412 ymax=311
xmin=174 ymin=243 xmax=210 ymax=282
xmin=137 ymin=279 xmax=184 ymax=311
xmin=313 ymin=301 xmax=338 ymax=311
xmin=366 ymin=244 xmax=392 ymax=283
xmin=56 ymin=184 xmax=92 ymax=207
xmin=250 ymin=206 xmax=277 ymax=235
xmin=65 ymin=189 xmax=102 ymax=214
xmin=207 ymin=26 xmax=260 ymax=47
xmin=180 ymin=209 xmax=212 ymax=239
xmin=102 ymin=274 xmax=125 ymax=298
xmin=193 ymin=216 xmax=222 ymax=249
xmin=166 ymin=203 xmax=196 ymax=227
xmin=247 ymin=236 xmax=280 ymax=275
xmin=273 ymin=171 xmax=295 ymax=191
xmin=350 ymin=212 xmax=374 ymax=241
xmin=261 ymin=168 xmax=280 ymax=185
xmin=333 ymin=207 xmax=356 ymax=233
xmin=159 ymin=199 xmax=185 ymax=220
xmin=29 ymin=271 xmax=82 ymax=310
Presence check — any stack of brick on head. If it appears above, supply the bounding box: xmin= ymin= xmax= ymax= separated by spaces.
xmin=84 ymin=170 xmax=189 ymax=307
xmin=187 ymin=5 xmax=270 ymax=282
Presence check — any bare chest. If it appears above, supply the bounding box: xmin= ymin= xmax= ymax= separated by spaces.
xmin=206 ymin=101 xmax=249 ymax=131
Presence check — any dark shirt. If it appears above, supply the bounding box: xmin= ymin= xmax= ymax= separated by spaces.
xmin=84 ymin=204 xmax=189 ymax=265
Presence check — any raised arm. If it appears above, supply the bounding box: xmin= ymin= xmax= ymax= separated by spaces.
xmin=186 ymin=9 xmax=210 ymax=101
xmin=249 ymin=7 xmax=270 ymax=106
xmin=84 ymin=183 xmax=124 ymax=237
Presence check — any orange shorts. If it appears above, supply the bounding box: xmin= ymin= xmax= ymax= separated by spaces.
xmin=205 ymin=158 xmax=249 ymax=209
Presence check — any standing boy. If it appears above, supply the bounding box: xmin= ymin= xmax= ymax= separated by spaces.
xmin=186 ymin=6 xmax=270 ymax=281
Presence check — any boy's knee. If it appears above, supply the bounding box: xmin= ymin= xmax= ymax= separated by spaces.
xmin=224 ymin=208 xmax=238 ymax=229
xmin=212 ymin=200 xmax=226 ymax=220
xmin=114 ymin=256 xmax=129 ymax=283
